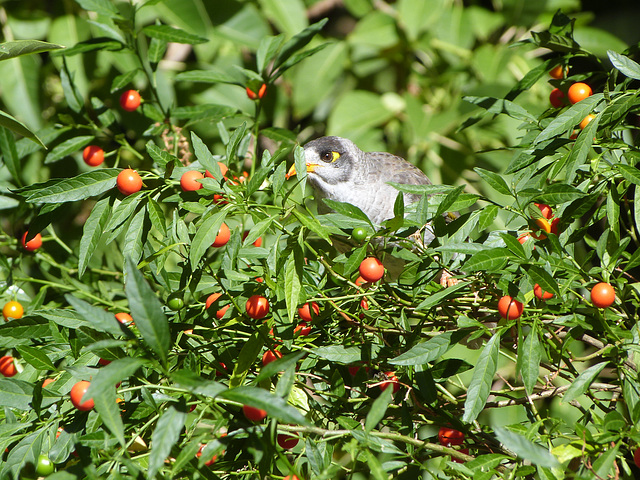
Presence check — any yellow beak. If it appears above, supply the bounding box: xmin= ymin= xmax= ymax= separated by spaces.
xmin=285 ymin=163 xmax=317 ymax=180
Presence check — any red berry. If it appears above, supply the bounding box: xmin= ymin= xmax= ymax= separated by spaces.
xmin=83 ymin=145 xmax=105 ymax=166
xmin=379 ymin=371 xmax=400 ymax=393
xmin=438 ymin=427 xmax=465 ymax=446
xmin=246 ymin=295 xmax=269 ymax=319
xmin=533 ymin=284 xmax=553 ymax=300
xmin=277 ymin=434 xmax=299 ymax=449
xmin=180 ymin=170 xmax=204 ymax=191
xmin=212 ymin=223 xmax=231 ymax=248
xmin=120 ymin=90 xmax=141 ymax=111
xmin=70 ymin=380 xmax=94 ymax=411
xmin=116 ymin=169 xmax=142 ymax=195
xmin=549 ymin=88 xmax=565 ymax=108
xmin=497 ymin=295 xmax=523 ymax=320
xmin=298 ymin=302 xmax=320 ymax=322
xmin=359 ymin=257 xmax=384 ymax=283
xmin=262 ymin=349 xmax=282 ymax=366
xmin=243 ymin=404 xmax=267 ymax=422
xmin=21 ymin=231 xmax=42 ymax=252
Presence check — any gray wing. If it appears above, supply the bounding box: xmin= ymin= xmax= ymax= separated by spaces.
xmin=364 ymin=152 xmax=431 ymax=204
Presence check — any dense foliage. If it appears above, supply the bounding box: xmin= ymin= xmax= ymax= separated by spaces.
xmin=1 ymin=1 xmax=640 ymax=479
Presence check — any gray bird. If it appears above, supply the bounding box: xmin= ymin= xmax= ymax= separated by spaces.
xmin=287 ymin=136 xmax=457 ymax=247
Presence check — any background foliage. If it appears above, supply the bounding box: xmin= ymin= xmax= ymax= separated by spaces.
xmin=1 ymin=0 xmax=640 ymax=479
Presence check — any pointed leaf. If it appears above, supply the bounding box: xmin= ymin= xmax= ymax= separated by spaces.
xmin=608 ymin=50 xmax=640 ymax=80
xmin=494 ymin=427 xmax=560 ymax=468
xmin=284 ymin=248 xmax=303 ymax=323
xmin=189 ymin=211 xmax=227 ymax=269
xmin=365 ymin=386 xmax=392 ymax=432
xmin=15 ymin=346 xmax=55 ymax=371
xmin=273 ymin=18 xmax=328 ymax=69
xmin=292 ymin=209 xmax=332 ymax=244
xmin=474 ymin=167 xmax=511 ymax=196
xmin=78 ymin=196 xmax=111 ymax=277
xmin=124 ymin=257 xmax=170 ymax=365
xmin=0 ymin=40 xmax=64 ymax=61
xmin=44 ymin=135 xmax=93 ymax=164
xmin=0 ymin=125 xmax=21 ymax=186
xmin=462 ymin=333 xmax=500 ymax=423
xmin=519 ymin=324 xmax=542 ymax=395
xmin=617 ymin=164 xmax=640 ymax=185
xmin=562 ymin=362 xmax=607 ymax=403
xmin=414 ymin=281 xmax=469 ymax=311
xmin=172 ymin=370 xmax=227 ymax=398
xmin=142 ymin=25 xmax=208 ymax=45
xmin=217 ymin=386 xmax=309 ymax=426
xmin=93 ymin=387 xmax=125 ymax=446
xmin=463 ymin=248 xmax=511 ymax=273
xmin=535 ymin=94 xmax=603 ymax=144
xmin=65 ymin=294 xmax=125 ymax=336
xmin=390 ymin=331 xmax=460 ymax=365
xmin=26 ymin=169 xmax=119 ymax=203
xmin=0 ymin=111 xmax=45 ymax=149
xmin=147 ymin=405 xmax=188 ymax=479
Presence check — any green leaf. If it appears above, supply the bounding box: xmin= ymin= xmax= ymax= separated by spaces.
xmin=0 ymin=378 xmax=35 ymax=410
xmin=189 ymin=211 xmax=227 ymax=269
xmin=111 ymin=69 xmax=140 ymax=93
xmin=255 ymin=351 xmax=306 ymax=382
xmin=494 ymin=427 xmax=560 ymax=468
xmin=0 ymin=317 xmax=50 ymax=339
xmin=52 ymin=38 xmax=123 ymax=57
xmin=217 ymin=386 xmax=310 ymax=426
xmin=229 ymin=330 xmax=264 ymax=389
xmin=147 ymin=405 xmax=188 ymax=479
xmin=518 ymin=324 xmax=542 ymax=395
xmin=292 ymin=209 xmax=333 ymax=244
xmin=86 ymin=358 xmax=145 ymax=402
xmin=390 ymin=331 xmax=460 ymax=365
xmin=273 ymin=18 xmax=328 ymax=70
xmin=258 ymin=0 xmax=307 ymax=37
xmin=414 ymin=281 xmax=470 ymax=311
xmin=243 ymin=217 xmax=272 ymax=247
xmin=617 ymin=164 xmax=640 ymax=185
xmin=0 ymin=40 xmax=64 ymax=61
xmin=190 ymin=132 xmax=220 ymax=177
xmin=536 ymin=183 xmax=587 ymax=204
xmin=26 ymin=169 xmax=119 ymax=203
xmin=564 ymin=113 xmax=600 ymax=182
xmin=526 ymin=266 xmax=560 ymax=297
xmin=535 ymin=94 xmax=604 ymax=145
xmin=1 ymin=427 xmax=47 ymax=479
xmin=474 ymin=167 xmax=511 ymax=196
xmin=93 ymin=387 xmax=125 ymax=447
xmin=125 ymin=257 xmax=171 ymax=366
xmin=562 ymin=362 xmax=607 ymax=403
xmin=284 ymin=249 xmax=303 ymax=324
xmin=175 ymin=68 xmax=243 ymax=86
xmin=74 ymin=0 xmax=121 ymax=16
xmin=0 ymin=126 xmax=21 ymax=186
xmin=256 ymin=34 xmax=284 ymax=74
xmin=463 ymin=248 xmax=511 ymax=273
xmin=65 ymin=294 xmax=125 ymax=337
xmin=322 ymin=199 xmax=373 ymax=226
xmin=15 ymin=346 xmax=56 ymax=371
xmin=312 ymin=346 xmax=361 ymax=363
xmin=464 ymin=96 xmax=537 ymax=123
xmin=0 ymin=111 xmax=45 ymax=149
xmin=78 ymin=196 xmax=111 ymax=277
xmin=142 ymin=25 xmax=208 ymax=45
xmin=122 ymin=206 xmax=148 ymax=266
xmin=365 ymin=385 xmax=392 ymax=433
xmin=608 ymin=50 xmax=640 ymax=80
xmin=462 ymin=333 xmax=500 ymax=423
xmin=172 ymin=370 xmax=227 ymax=398
xmin=364 ymin=449 xmax=387 ymax=480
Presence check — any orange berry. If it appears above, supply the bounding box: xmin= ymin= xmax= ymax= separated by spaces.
xmin=590 ymin=282 xmax=615 ymax=308
xmin=549 ymin=65 xmax=566 ymax=79
xmin=180 ymin=170 xmax=204 ymax=191
xmin=567 ymin=82 xmax=592 ymax=104
xmin=116 ymin=169 xmax=142 ymax=195
xmin=3 ymin=301 xmax=24 ymax=321
xmin=579 ymin=114 xmax=595 ymax=130
xmin=533 ymin=284 xmax=553 ymax=300
xmin=298 ymin=302 xmax=320 ymax=322
xmin=212 ymin=223 xmax=231 ymax=248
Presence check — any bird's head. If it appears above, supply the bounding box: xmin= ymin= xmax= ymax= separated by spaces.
xmin=286 ymin=136 xmax=364 ymax=187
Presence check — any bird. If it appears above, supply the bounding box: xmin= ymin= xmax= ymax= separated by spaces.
xmin=286 ymin=136 xmax=459 ymax=283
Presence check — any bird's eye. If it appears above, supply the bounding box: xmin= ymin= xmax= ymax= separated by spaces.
xmin=320 ymin=151 xmax=340 ymax=163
